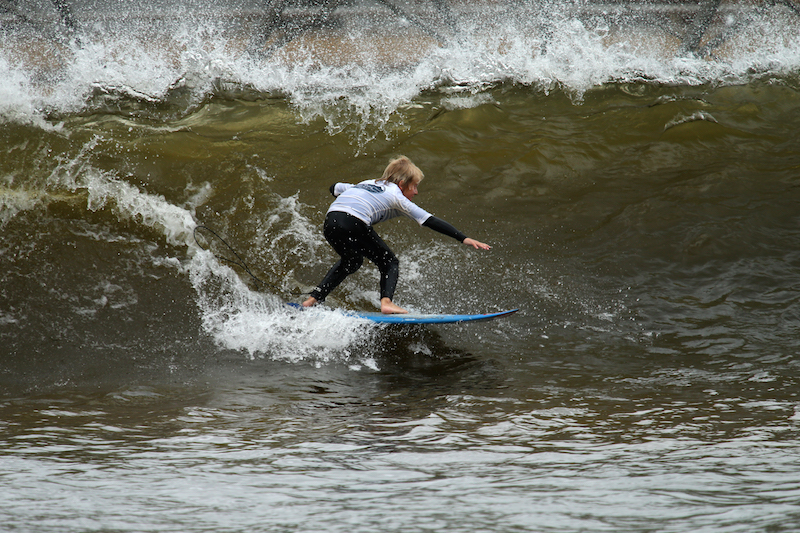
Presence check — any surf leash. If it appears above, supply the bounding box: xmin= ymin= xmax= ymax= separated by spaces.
xmin=193 ymin=225 xmax=282 ymax=293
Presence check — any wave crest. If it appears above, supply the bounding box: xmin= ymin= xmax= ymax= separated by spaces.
xmin=2 ymin=1 xmax=800 ymax=139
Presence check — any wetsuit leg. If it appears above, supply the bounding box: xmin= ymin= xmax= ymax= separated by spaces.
xmin=309 ymin=214 xmax=364 ymax=301
xmin=359 ymin=226 xmax=399 ymax=300
xmin=310 ymin=212 xmax=399 ymax=301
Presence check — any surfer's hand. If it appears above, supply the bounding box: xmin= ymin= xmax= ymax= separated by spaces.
xmin=463 ymin=238 xmax=491 ymax=250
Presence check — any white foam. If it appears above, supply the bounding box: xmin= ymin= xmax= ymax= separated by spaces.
xmin=0 ymin=56 xmax=37 ymax=123
xmin=189 ymin=250 xmax=378 ymax=363
xmin=2 ymin=5 xmax=799 ymax=135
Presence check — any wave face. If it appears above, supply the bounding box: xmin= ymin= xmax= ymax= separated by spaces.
xmin=2 ymin=4 xmax=800 ymax=530
xmin=2 ymin=0 xmax=800 ymax=372
xmin=2 ymin=0 xmax=800 ymax=377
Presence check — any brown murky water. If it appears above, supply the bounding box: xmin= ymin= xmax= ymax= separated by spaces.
xmin=3 ymin=2 xmax=800 ymax=531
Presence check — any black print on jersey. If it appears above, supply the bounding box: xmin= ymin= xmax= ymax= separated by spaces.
xmin=354 ymin=183 xmax=384 ymax=193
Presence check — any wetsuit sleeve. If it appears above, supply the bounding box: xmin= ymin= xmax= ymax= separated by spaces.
xmin=422 ymin=216 xmax=467 ymax=242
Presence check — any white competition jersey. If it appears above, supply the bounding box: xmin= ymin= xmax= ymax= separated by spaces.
xmin=328 ymin=179 xmax=432 ymax=226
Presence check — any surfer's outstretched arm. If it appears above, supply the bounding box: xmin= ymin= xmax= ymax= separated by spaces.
xmin=422 ymin=216 xmax=491 ymax=250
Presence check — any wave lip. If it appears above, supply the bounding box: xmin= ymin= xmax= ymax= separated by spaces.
xmin=3 ymin=0 xmax=800 ymax=126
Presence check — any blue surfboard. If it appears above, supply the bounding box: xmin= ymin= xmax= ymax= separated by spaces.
xmin=286 ymin=303 xmax=518 ymax=324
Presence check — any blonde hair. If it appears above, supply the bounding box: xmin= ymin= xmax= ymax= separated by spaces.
xmin=379 ymin=156 xmax=424 ymax=187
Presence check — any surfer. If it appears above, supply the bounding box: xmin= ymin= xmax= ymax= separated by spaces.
xmin=302 ymin=156 xmax=491 ymax=314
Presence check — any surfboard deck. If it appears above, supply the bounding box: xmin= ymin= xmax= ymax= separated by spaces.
xmin=286 ymin=303 xmax=518 ymax=324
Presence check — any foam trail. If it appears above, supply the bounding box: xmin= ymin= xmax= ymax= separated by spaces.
xmin=40 ymin=139 xmax=197 ymax=246
xmin=189 ymin=251 xmax=377 ymax=364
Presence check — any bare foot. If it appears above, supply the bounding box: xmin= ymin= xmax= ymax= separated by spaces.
xmin=380 ymin=297 xmax=408 ymax=314
xmin=302 ymin=297 xmax=318 ymax=308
